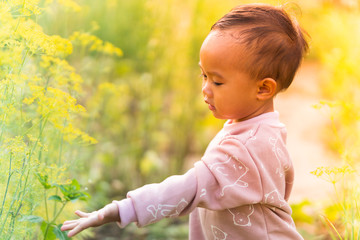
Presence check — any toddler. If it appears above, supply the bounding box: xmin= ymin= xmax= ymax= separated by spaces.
xmin=62 ymin=3 xmax=308 ymax=239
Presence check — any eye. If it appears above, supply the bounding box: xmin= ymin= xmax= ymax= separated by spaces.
xmin=213 ymin=82 xmax=223 ymax=86
xmin=200 ymin=73 xmax=207 ymax=80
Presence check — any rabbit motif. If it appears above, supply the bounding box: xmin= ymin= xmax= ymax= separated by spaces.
xmin=269 ymin=137 xmax=290 ymax=177
xmin=211 ymin=225 xmax=228 ymax=240
xmin=264 ymin=189 xmax=287 ymax=209
xmin=227 ymin=205 xmax=254 ymax=227
xmin=146 ymin=198 xmax=188 ymax=223
xmin=208 ymin=154 xmax=249 ymax=197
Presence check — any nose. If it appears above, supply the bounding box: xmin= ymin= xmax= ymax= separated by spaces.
xmin=202 ymin=80 xmax=212 ymax=98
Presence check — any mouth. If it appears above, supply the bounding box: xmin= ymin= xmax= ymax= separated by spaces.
xmin=204 ymin=99 xmax=215 ymax=111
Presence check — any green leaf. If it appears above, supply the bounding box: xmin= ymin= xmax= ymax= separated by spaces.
xmin=35 ymin=172 xmax=53 ymax=189
xmin=58 ymin=179 xmax=89 ymax=202
xmin=19 ymin=215 xmax=44 ymax=223
xmin=41 ymin=221 xmax=56 ymax=240
xmin=48 ymin=195 xmax=62 ymax=202
xmin=77 ymin=191 xmax=91 ymax=202
xmin=54 ymin=224 xmax=71 ymax=240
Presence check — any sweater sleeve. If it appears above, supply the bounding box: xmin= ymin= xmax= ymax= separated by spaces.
xmin=114 ymin=137 xmax=263 ymax=227
xmin=116 ymin=167 xmax=198 ymax=227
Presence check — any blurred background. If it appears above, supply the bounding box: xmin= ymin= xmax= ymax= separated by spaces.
xmin=2 ymin=0 xmax=360 ymax=239
xmin=42 ymin=0 xmax=360 ymax=239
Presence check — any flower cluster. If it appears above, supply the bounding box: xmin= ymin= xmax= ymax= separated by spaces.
xmin=70 ymin=31 xmax=123 ymax=57
xmin=311 ymin=165 xmax=355 ymax=184
xmin=0 ymin=0 xmax=106 ymax=238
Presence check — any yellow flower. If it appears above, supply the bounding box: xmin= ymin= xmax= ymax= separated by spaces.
xmin=311 ymin=165 xmax=355 ymax=184
xmin=36 ymin=163 xmax=71 ymax=186
xmin=39 ymin=55 xmax=83 ymax=93
xmin=61 ymin=123 xmax=97 ymax=144
xmin=14 ymin=19 xmax=73 ymax=57
xmin=70 ymin=31 xmax=123 ymax=57
xmin=4 ymin=136 xmax=27 ymax=155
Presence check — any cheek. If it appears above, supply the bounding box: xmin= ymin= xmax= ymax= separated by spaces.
xmin=220 ymin=89 xmax=237 ymax=104
xmin=217 ymin=93 xmax=235 ymax=111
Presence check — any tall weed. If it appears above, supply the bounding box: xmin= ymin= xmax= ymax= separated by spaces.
xmin=304 ymin=3 xmax=360 ymax=239
xmin=0 ymin=1 xmax=119 ymax=238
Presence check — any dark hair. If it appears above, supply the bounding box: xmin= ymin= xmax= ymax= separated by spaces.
xmin=211 ymin=3 xmax=309 ymax=90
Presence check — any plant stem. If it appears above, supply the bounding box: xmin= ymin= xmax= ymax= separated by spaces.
xmin=0 ymin=154 xmax=13 ymax=218
xmin=51 ymin=202 xmax=67 ymax=225
xmin=44 ymin=189 xmax=49 ymax=223
xmin=10 ymin=168 xmax=31 ymax=240
xmin=43 ymin=202 xmax=67 ymax=240
xmin=18 ymin=48 xmax=30 ymax=75
xmin=53 ymin=131 xmax=64 ymax=218
xmin=0 ymin=76 xmax=15 ymax=145
xmin=8 ymin=203 xmax=22 ymax=237
xmin=43 ymin=188 xmax=50 ymax=240
xmin=29 ymin=114 xmax=48 ymax=160
xmin=0 ymin=155 xmax=14 ymax=237
xmin=0 ymin=155 xmax=30 ymax=237
xmin=322 ymin=214 xmax=343 ymax=240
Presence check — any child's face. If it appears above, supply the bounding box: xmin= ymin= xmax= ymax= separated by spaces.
xmin=199 ymin=30 xmax=266 ymax=122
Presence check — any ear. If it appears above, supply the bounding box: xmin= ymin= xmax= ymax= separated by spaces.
xmin=256 ymin=78 xmax=277 ymax=100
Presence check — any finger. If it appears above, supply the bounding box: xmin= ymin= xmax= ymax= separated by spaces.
xmin=61 ymin=221 xmax=79 ymax=231
xmin=67 ymin=228 xmax=79 ymax=238
xmin=68 ymin=217 xmax=98 ymax=237
xmin=75 ymin=210 xmax=90 ymax=218
xmin=62 ymin=220 xmax=79 ymax=225
xmin=67 ymin=224 xmax=85 ymax=238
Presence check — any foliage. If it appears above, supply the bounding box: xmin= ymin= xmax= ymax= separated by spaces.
xmin=32 ymin=173 xmax=89 ymax=240
xmin=3 ymin=0 xmax=360 ymax=239
xmin=303 ymin=2 xmax=360 ymax=238
xmin=310 ymin=102 xmax=360 ymax=240
xmin=39 ymin=0 xmax=232 ymax=205
xmin=0 ymin=0 xmax=116 ymax=238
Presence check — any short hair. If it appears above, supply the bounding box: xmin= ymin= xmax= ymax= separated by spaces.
xmin=211 ymin=3 xmax=309 ymax=91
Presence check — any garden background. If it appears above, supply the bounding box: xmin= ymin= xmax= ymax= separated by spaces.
xmin=1 ymin=0 xmax=360 ymax=239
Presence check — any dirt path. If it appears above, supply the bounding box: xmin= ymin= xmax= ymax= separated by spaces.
xmin=275 ymin=62 xmax=337 ymax=203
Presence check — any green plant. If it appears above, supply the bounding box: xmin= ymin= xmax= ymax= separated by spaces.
xmin=311 ymin=102 xmax=360 ymax=240
xmin=20 ymin=173 xmax=89 ymax=240
xmin=0 ymin=1 xmax=117 ymax=238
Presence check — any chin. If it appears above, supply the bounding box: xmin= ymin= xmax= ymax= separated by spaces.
xmin=212 ymin=114 xmax=228 ymax=120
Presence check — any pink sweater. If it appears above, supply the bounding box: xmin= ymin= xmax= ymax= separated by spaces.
xmin=114 ymin=112 xmax=304 ymax=240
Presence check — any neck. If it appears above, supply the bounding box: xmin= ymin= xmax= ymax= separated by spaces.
xmin=233 ymin=99 xmax=274 ymax=122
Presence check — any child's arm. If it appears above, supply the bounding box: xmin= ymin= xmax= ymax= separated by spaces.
xmin=61 ymin=202 xmax=119 ymax=237
xmin=61 ymin=137 xmax=266 ymax=235
xmin=61 ymin=168 xmax=197 ymax=236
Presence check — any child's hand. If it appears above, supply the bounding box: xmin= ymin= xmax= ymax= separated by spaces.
xmin=61 ymin=203 xmax=119 ymax=237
